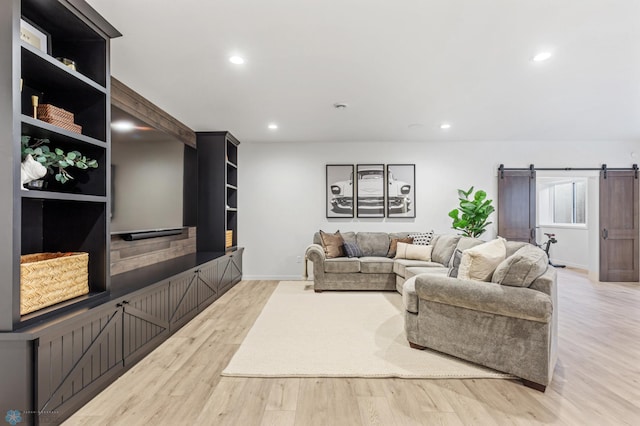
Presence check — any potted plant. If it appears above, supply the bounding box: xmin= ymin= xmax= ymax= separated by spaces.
xmin=21 ymin=136 xmax=98 ymax=185
xmin=448 ymin=186 xmax=495 ymax=237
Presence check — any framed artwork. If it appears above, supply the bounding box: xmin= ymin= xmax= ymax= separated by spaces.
xmin=20 ymin=18 xmax=50 ymax=54
xmin=386 ymin=164 xmax=415 ymax=218
xmin=356 ymin=164 xmax=385 ymax=218
xmin=326 ymin=164 xmax=354 ymax=218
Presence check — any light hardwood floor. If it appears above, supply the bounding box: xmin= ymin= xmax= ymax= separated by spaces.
xmin=64 ymin=269 xmax=640 ymax=425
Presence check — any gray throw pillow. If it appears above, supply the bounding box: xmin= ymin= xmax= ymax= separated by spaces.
xmin=447 ymin=249 xmax=463 ymax=278
xmin=343 ymin=242 xmax=363 ymax=258
xmin=492 ymin=245 xmax=548 ymax=287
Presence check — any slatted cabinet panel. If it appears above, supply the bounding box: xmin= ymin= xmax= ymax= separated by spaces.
xmin=219 ymin=249 xmax=244 ymax=296
xmin=169 ymin=271 xmax=199 ymax=332
xmin=122 ymin=283 xmax=170 ymax=366
xmin=36 ymin=302 xmax=123 ymax=423
xmin=197 ymin=260 xmax=218 ymax=308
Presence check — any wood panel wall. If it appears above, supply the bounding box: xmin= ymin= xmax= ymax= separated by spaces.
xmin=110 ymin=227 xmax=197 ymax=276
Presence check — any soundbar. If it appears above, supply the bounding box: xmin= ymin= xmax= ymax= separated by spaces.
xmin=121 ymin=228 xmax=183 ymax=241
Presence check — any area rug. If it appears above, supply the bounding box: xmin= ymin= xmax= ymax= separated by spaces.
xmin=222 ymin=281 xmax=514 ymax=379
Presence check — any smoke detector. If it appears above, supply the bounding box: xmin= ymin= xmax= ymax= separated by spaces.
xmin=333 ymin=102 xmax=348 ymax=109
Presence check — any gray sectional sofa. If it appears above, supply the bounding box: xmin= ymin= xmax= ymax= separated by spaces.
xmin=305 ymin=231 xmax=558 ymax=391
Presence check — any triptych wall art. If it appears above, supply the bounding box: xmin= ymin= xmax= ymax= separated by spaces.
xmin=326 ymin=164 xmax=416 ymax=219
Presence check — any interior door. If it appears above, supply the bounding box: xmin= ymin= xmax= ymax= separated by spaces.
xmin=498 ymin=169 xmax=537 ymax=243
xmin=599 ymin=170 xmax=639 ymax=282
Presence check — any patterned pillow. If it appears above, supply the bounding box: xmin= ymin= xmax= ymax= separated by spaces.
xmin=343 ymin=242 xmax=364 ymax=258
xmin=408 ymin=230 xmax=434 ymax=245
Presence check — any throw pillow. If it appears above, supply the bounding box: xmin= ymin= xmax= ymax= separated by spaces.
xmin=319 ymin=230 xmax=345 ymax=259
xmin=343 ymin=242 xmax=364 ymax=258
xmin=395 ymin=242 xmax=433 ymax=261
xmin=408 ymin=230 xmax=434 ymax=245
xmin=447 ymin=249 xmax=464 ymax=278
xmin=492 ymin=245 xmax=548 ymax=287
xmin=457 ymin=237 xmax=506 ymax=281
xmin=387 ymin=237 xmax=414 ymax=258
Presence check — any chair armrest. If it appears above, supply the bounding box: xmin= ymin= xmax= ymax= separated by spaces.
xmin=415 ymin=275 xmax=552 ymax=323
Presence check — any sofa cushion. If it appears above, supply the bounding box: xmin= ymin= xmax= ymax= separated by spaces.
xmin=408 ymin=230 xmax=434 ymax=245
xmin=324 ymin=258 xmax=360 ymax=273
xmin=450 ymin=237 xmax=485 ymax=265
xmin=356 ymin=232 xmax=391 ymax=257
xmin=360 ymin=257 xmax=394 ymax=273
xmin=492 ymin=245 xmax=548 ymax=287
xmin=395 ymin=242 xmax=432 ymax=261
xmin=405 ymin=266 xmax=448 ymax=280
xmin=387 ymin=237 xmax=414 ymax=258
xmin=319 ymin=230 xmax=345 ymax=258
xmin=402 ymin=276 xmax=419 ymax=313
xmin=505 ymin=240 xmax=530 ymax=257
xmin=343 ymin=242 xmax=363 ymax=258
xmin=458 ymin=238 xmax=506 ymax=282
xmin=314 ymin=231 xmax=356 ymax=246
xmin=393 ymin=259 xmax=440 ymax=277
xmin=431 ymin=234 xmax=462 ymax=265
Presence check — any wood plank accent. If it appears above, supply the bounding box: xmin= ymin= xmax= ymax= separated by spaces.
xmin=600 ymin=170 xmax=639 ymax=282
xmin=110 ymin=227 xmax=196 ymax=276
xmin=110 ymin=77 xmax=197 ymax=148
xmin=498 ymin=169 xmax=537 ymax=242
xmin=66 ymin=271 xmax=640 ymax=425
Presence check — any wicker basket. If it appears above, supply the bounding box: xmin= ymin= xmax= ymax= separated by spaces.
xmin=37 ymin=104 xmax=82 ymax=134
xmin=225 ymin=230 xmax=233 ymax=248
xmin=20 ymin=252 xmax=89 ymax=315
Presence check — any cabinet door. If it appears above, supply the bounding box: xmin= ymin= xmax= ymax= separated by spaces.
xmin=168 ymin=270 xmax=199 ymax=332
xmin=197 ymin=260 xmax=219 ymax=309
xmin=36 ymin=303 xmax=124 ymax=423
xmin=122 ymin=283 xmax=170 ymax=366
xmin=218 ymin=251 xmax=243 ymax=295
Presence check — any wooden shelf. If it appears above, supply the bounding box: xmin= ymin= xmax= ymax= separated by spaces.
xmin=22 ymin=115 xmax=107 ymax=148
xmin=21 ymin=191 xmax=107 ymax=203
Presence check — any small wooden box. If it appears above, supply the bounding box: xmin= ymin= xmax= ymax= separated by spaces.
xmin=37 ymin=104 xmax=82 ymax=134
xmin=225 ymin=230 xmax=233 ymax=248
xmin=20 ymin=252 xmax=89 ymax=315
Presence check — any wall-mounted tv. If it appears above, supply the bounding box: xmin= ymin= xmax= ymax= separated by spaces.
xmin=110 ymin=106 xmax=185 ymax=236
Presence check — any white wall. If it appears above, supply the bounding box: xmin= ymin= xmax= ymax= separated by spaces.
xmin=239 ymin=140 xmax=638 ymax=279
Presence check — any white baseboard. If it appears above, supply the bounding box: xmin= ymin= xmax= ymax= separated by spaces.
xmin=242 ymin=275 xmax=308 ymax=281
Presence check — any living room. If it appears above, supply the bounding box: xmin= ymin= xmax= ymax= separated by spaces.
xmin=1 ymin=1 xmax=639 ymax=425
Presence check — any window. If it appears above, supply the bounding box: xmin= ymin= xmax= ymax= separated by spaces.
xmin=538 ymin=178 xmax=587 ymax=226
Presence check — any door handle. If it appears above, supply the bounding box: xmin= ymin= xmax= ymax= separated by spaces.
xmin=530 ymin=228 xmax=536 ymax=241
xmin=602 ymin=229 xmax=608 ymax=240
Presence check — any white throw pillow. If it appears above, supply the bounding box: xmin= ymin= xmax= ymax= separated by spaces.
xmin=395 ymin=242 xmax=433 ymax=261
xmin=457 ymin=237 xmax=506 ymax=281
xmin=408 ymin=230 xmax=434 ymax=245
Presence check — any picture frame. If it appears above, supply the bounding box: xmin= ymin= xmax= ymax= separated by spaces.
xmin=20 ymin=18 xmax=51 ymax=54
xmin=356 ymin=164 xmax=385 ymax=218
xmin=386 ymin=164 xmax=416 ymax=218
xmin=326 ymin=164 xmax=354 ymax=218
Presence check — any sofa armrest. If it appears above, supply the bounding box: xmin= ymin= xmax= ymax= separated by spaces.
xmin=415 ymin=275 xmax=552 ymax=323
xmin=305 ymin=244 xmax=326 ymax=280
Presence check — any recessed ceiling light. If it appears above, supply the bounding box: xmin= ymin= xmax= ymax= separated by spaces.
xmin=268 ymin=123 xmax=278 ymax=130
xmin=229 ymin=56 xmax=245 ymax=65
xmin=440 ymin=123 xmax=451 ymax=130
xmin=111 ymin=120 xmax=135 ymax=132
xmin=532 ymin=51 xmax=552 ymax=62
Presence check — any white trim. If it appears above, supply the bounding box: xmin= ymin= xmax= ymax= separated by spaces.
xmin=243 ymin=275 xmax=307 ymax=281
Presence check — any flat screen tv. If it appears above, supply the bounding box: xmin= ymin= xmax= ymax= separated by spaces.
xmin=110 ymin=106 xmax=185 ymax=237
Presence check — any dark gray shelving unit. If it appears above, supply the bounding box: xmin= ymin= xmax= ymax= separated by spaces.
xmin=196 ymin=131 xmax=240 ymax=251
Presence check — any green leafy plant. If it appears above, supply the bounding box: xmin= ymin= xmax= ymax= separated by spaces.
xmin=21 ymin=136 xmax=98 ymax=184
xmin=448 ymin=186 xmax=495 ymax=237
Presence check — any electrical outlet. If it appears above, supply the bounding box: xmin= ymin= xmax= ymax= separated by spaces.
xmin=296 ymin=256 xmax=302 ymax=263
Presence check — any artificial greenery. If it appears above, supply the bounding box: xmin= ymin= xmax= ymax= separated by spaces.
xmin=21 ymin=136 xmax=98 ymax=184
xmin=448 ymin=186 xmax=495 ymax=237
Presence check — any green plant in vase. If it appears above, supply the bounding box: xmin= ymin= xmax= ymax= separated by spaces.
xmin=21 ymin=136 xmax=98 ymax=184
xmin=448 ymin=186 xmax=495 ymax=238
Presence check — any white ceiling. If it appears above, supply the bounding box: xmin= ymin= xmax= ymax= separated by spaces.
xmin=87 ymin=0 xmax=640 ymax=143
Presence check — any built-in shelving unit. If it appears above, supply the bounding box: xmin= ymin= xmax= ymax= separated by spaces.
xmin=196 ymin=131 xmax=240 ymax=251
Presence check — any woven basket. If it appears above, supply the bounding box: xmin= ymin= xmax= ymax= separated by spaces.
xmin=20 ymin=252 xmax=89 ymax=315
xmin=225 ymin=230 xmax=233 ymax=248
xmin=37 ymin=104 xmax=82 ymax=134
